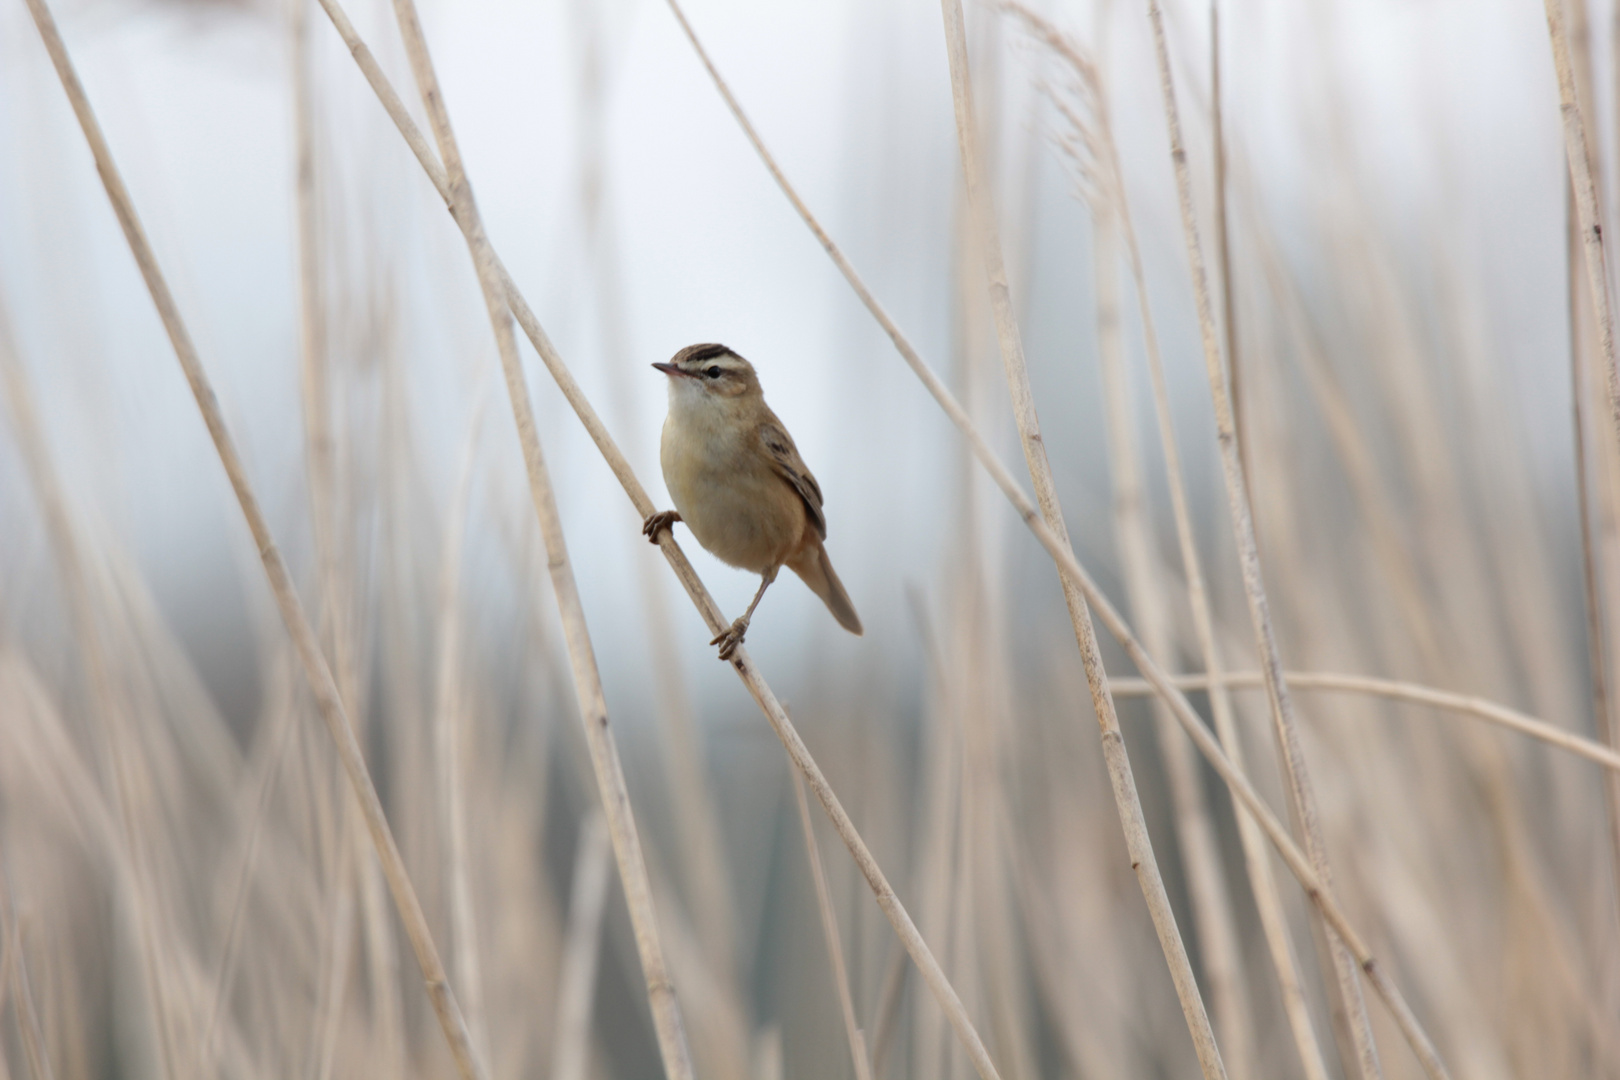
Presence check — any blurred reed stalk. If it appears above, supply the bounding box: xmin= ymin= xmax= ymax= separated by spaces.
xmin=790 ymin=769 xmax=874 ymax=1080
xmin=936 ymin=0 xmax=1224 ymax=1074
xmin=1553 ymin=5 xmax=1620 ymax=957
xmin=1545 ymin=0 xmax=1620 ymax=453
xmin=569 ymin=0 xmax=740 ymax=992
xmin=16 ymin=2 xmax=488 ymax=1077
xmin=288 ymin=0 xmax=408 ymax=1069
xmin=1001 ymin=7 xmax=1327 ymax=1074
xmin=0 ymin=239 xmax=185 ymax=1080
xmin=1140 ymin=1 xmax=1383 ymax=1074
xmin=1109 ymin=671 xmax=1620 ymax=771
xmin=431 ymin=389 xmax=492 ymax=1069
xmin=311 ymin=3 xmax=1011 ymax=1076
xmin=661 ymin=1 xmax=1453 ymax=1072
xmin=550 ymin=813 xmax=612 ymax=1080
xmin=383 ymin=0 xmax=697 ymax=1074
xmin=1007 ymin=8 xmax=1291 ymax=1074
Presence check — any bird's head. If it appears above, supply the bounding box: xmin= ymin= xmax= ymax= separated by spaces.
xmin=653 ymin=343 xmax=762 ymax=402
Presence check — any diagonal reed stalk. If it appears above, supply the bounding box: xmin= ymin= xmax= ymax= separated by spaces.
xmin=309 ymin=3 xmax=1006 ymax=1077
xmin=1107 ymin=671 xmax=1620 ymax=773
xmin=1140 ymin=2 xmax=1383 ymax=1075
xmin=572 ymin=0 xmax=740 ymax=989
xmin=1000 ymin=8 xmax=1326 ymax=1075
xmin=17 ymin=2 xmax=487 ymax=1076
xmin=659 ymin=5 xmax=1452 ymax=1075
xmin=935 ymin=1 xmax=1223 ymax=1075
xmin=383 ymin=1 xmax=696 ymax=1074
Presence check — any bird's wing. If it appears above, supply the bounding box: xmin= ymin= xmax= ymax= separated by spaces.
xmin=757 ymin=419 xmax=826 ymax=539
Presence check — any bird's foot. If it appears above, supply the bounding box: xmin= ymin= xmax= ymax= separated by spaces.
xmin=642 ymin=509 xmax=681 ymax=543
xmin=710 ymin=617 xmax=750 ymax=661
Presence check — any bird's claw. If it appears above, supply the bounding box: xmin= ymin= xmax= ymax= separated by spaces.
xmin=642 ymin=510 xmax=681 ymax=543
xmin=710 ymin=618 xmax=749 ymax=661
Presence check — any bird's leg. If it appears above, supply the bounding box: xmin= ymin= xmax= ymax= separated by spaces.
xmin=712 ymin=565 xmax=779 ymax=660
xmin=642 ymin=509 xmax=682 ymax=543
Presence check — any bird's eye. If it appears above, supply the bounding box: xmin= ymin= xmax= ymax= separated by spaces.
xmin=705 ymin=366 xmax=722 ymax=379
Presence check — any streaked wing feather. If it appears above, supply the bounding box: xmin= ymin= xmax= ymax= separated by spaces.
xmin=758 ymin=421 xmax=825 ymax=539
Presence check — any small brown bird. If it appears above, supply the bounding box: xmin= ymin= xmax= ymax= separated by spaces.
xmin=643 ymin=343 xmax=862 ymax=659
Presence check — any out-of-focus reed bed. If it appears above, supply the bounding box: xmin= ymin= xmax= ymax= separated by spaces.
xmin=0 ymin=0 xmax=1616 ymax=1077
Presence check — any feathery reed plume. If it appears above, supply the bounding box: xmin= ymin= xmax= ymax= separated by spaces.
xmin=17 ymin=2 xmax=487 ymax=1076
xmin=1000 ymin=8 xmax=1321 ymax=1076
xmin=936 ymin=0 xmax=1223 ymax=1074
xmin=1140 ymin=1 xmax=1383 ymax=1073
xmin=659 ymin=0 xmax=1452 ymax=1070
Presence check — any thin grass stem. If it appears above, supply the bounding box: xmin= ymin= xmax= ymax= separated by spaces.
xmin=550 ymin=813 xmax=613 ymax=1080
xmin=1109 ymin=670 xmax=1620 ymax=773
xmin=17 ymin=3 xmax=486 ymax=1075
xmin=657 ymin=4 xmax=1452 ymax=1071
xmin=937 ymin=1 xmax=1223 ymax=1073
xmin=311 ymin=4 xmax=1005 ymax=1075
xmin=791 ymin=768 xmax=874 ymax=1080
xmin=1139 ymin=2 xmax=1383 ymax=1074
xmin=383 ymin=3 xmax=694 ymax=1074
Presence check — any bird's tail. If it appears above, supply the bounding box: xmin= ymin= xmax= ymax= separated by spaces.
xmin=790 ymin=543 xmax=863 ymax=636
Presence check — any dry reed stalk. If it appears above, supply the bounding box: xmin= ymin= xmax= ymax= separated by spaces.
xmin=656 ymin=4 xmax=1449 ymax=1069
xmin=1091 ymin=178 xmax=1263 ymax=1080
xmin=288 ymin=6 xmax=404 ymax=1072
xmin=17 ymin=3 xmax=486 ymax=1076
xmin=1109 ymin=671 xmax=1620 ymax=773
xmin=936 ymin=1 xmax=1224 ymax=1074
xmin=432 ymin=391 xmax=492 ymax=1071
xmin=790 ymin=768 xmax=875 ymax=1080
xmin=314 ymin=4 xmax=1005 ymax=1075
xmin=1139 ymin=2 xmax=1384 ymax=1074
xmin=1004 ymin=9 xmax=1329 ymax=1069
xmin=0 ymin=880 xmax=52 ymax=1080
xmin=572 ymin=0 xmax=738 ymax=981
xmin=1007 ymin=9 xmax=1291 ymax=1072
xmin=1568 ymin=179 xmax=1620 ymax=922
xmin=0 ymin=264 xmax=186 ymax=1080
xmin=1546 ymin=0 xmax=1620 ymax=450
xmin=906 ymin=592 xmax=965 ymax=1080
xmin=196 ymin=650 xmax=304 ymax=1072
xmin=1210 ymin=0 xmax=1246 ymax=487
xmin=309 ymin=834 xmax=357 ymax=1080
xmin=550 ymin=813 xmax=612 ymax=1080
xmin=382 ymin=2 xmax=696 ymax=1075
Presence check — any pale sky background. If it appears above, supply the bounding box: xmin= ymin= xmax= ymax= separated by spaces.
xmin=0 ymin=0 xmax=1580 ymax=724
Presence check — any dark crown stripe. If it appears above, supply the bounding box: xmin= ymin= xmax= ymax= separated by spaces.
xmin=679 ymin=343 xmax=733 ymax=364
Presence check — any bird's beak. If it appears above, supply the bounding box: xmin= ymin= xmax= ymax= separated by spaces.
xmin=652 ymin=362 xmax=693 ymax=379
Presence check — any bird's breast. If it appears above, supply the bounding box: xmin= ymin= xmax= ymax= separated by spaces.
xmin=661 ymin=411 xmax=806 ymax=573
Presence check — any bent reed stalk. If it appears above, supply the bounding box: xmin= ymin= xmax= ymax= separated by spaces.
xmin=660 ymin=2 xmax=1453 ymax=1074
xmin=17 ymin=1 xmax=487 ymax=1077
xmin=310 ymin=3 xmax=1005 ymax=1077
xmin=935 ymin=1 xmax=1224 ymax=1075
xmin=385 ymin=0 xmax=696 ymax=1074
xmin=1108 ymin=671 xmax=1620 ymax=773
xmin=1140 ymin=2 xmax=1384 ymax=1076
